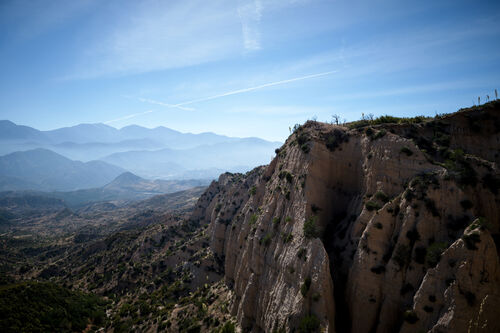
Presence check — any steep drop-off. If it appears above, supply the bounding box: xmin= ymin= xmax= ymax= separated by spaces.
xmin=190 ymin=101 xmax=500 ymax=332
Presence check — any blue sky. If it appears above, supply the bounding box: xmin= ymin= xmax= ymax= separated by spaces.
xmin=0 ymin=0 xmax=499 ymax=141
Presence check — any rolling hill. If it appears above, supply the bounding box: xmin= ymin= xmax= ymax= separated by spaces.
xmin=0 ymin=149 xmax=125 ymax=191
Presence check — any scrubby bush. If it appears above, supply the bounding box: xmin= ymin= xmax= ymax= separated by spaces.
xmin=400 ymin=147 xmax=413 ymax=156
xmin=249 ymin=186 xmax=257 ymax=196
xmin=374 ymin=190 xmax=389 ymax=203
xmin=249 ymin=214 xmax=258 ymax=225
xmin=365 ymin=201 xmax=381 ymax=211
xmin=260 ymin=233 xmax=273 ymax=246
xmin=0 ymin=281 xmax=108 ymax=332
xmin=403 ymin=310 xmax=419 ymax=324
xmin=300 ymin=277 xmax=312 ymax=297
xmin=393 ymin=244 xmax=411 ymax=268
xmin=426 ymin=242 xmax=448 ymax=267
xmin=303 ymin=217 xmax=318 ymax=238
xmin=298 ymin=314 xmax=320 ymax=333
xmin=282 ymin=232 xmax=293 ymax=244
xmin=373 ymin=129 xmax=387 ymax=140
xmin=220 ymin=321 xmax=236 ymax=333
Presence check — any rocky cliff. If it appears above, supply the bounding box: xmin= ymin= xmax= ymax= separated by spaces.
xmin=190 ymin=101 xmax=500 ymax=332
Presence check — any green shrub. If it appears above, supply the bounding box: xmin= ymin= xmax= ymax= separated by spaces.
xmin=249 ymin=186 xmax=257 ymax=195
xmin=303 ymin=217 xmax=318 ymax=238
xmin=393 ymin=244 xmax=411 ymax=268
xmin=324 ymin=128 xmax=348 ymax=151
xmin=300 ymin=277 xmax=312 ymax=297
xmin=372 ymin=129 xmax=387 ymax=140
xmin=298 ymin=314 xmax=320 ymax=333
xmin=400 ymin=147 xmax=413 ymax=156
xmin=426 ymin=242 xmax=448 ymax=267
xmin=219 ymin=321 xmax=236 ymax=333
xmin=249 ymin=214 xmax=258 ymax=225
xmin=365 ymin=201 xmax=381 ymax=211
xmin=374 ymin=190 xmax=389 ymax=203
xmin=0 ymin=281 xmax=108 ymax=332
xmin=469 ymin=217 xmax=491 ymax=231
xmin=279 ymin=171 xmax=293 ymax=183
xmin=260 ymin=233 xmax=273 ymax=247
xmin=403 ymin=310 xmax=419 ymax=324
xmin=282 ymin=232 xmax=293 ymax=244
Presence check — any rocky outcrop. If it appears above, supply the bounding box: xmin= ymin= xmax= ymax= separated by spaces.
xmin=190 ymin=101 xmax=500 ymax=332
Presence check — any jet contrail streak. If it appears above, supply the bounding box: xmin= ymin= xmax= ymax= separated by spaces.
xmin=111 ymin=70 xmax=337 ymax=123
xmin=173 ymin=70 xmax=337 ymax=107
xmin=138 ymin=98 xmax=195 ymax=111
xmin=104 ymin=110 xmax=154 ymax=124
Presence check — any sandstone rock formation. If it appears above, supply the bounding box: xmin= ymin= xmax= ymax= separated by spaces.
xmin=191 ymin=101 xmax=500 ymax=332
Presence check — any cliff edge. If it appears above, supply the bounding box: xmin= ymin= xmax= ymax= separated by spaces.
xmin=190 ymin=101 xmax=500 ymax=333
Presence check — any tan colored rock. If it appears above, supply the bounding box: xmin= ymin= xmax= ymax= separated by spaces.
xmin=190 ymin=102 xmax=500 ymax=333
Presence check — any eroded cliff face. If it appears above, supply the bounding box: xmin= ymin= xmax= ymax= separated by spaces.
xmin=190 ymin=101 xmax=500 ymax=332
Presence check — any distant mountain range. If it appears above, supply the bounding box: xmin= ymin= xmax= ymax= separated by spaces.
xmin=0 ymin=170 xmax=210 ymax=209
xmin=0 ymin=148 xmax=124 ymax=191
xmin=0 ymin=120 xmax=281 ymax=179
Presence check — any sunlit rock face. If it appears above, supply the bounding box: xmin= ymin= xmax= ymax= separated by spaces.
xmin=192 ymin=101 xmax=500 ymax=333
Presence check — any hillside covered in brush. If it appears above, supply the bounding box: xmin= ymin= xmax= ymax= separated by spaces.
xmin=2 ymin=101 xmax=499 ymax=333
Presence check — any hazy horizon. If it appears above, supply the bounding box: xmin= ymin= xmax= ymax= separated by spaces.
xmin=1 ymin=0 xmax=499 ymax=142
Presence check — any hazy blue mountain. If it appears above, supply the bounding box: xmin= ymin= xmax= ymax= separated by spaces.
xmin=0 ymin=149 xmax=125 ymax=191
xmin=101 ymin=138 xmax=280 ymax=179
xmin=0 ymin=172 xmax=210 ymax=208
xmin=50 ymin=139 xmax=166 ymax=161
xmin=0 ymin=120 xmax=48 ymax=142
xmin=0 ymin=120 xmax=277 ymax=157
xmin=44 ymin=123 xmax=121 ymax=144
xmin=0 ymin=120 xmax=282 ymax=181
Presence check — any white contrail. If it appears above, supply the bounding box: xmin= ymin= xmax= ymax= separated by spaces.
xmin=138 ymin=98 xmax=195 ymax=111
xmin=104 ymin=110 xmax=154 ymax=124
xmin=173 ymin=69 xmax=337 ymax=107
xmin=112 ymin=70 xmax=337 ymax=123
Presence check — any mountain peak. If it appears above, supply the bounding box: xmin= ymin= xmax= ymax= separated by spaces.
xmin=110 ymin=172 xmax=144 ymax=185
